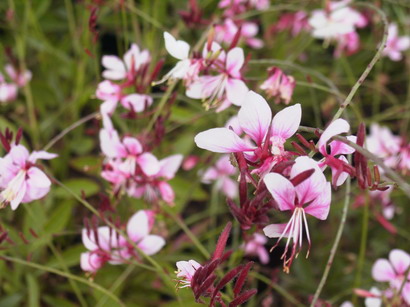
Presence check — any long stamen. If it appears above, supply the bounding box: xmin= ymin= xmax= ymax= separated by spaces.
xmin=302 ymin=209 xmax=311 ymax=258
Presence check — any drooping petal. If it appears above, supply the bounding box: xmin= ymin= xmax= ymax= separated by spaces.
xmin=389 ymin=249 xmax=410 ymax=276
xmin=164 ymin=32 xmax=190 ymax=60
xmin=238 ymin=91 xmax=272 ymax=145
xmin=372 ymin=259 xmax=396 ymax=282
xmin=127 ymin=210 xmax=150 ymax=242
xmin=157 ymin=154 xmax=183 ymax=179
xmin=317 ymin=119 xmax=350 ymax=155
xmin=304 ymin=182 xmax=331 ymax=220
xmin=271 ymin=103 xmax=301 ymax=140
xmin=263 ymin=223 xmax=289 ymax=238
xmin=138 ymin=235 xmax=165 ymax=255
xmin=194 ymin=128 xmax=255 ymax=153
xmin=137 ymin=152 xmax=161 ymax=176
xmin=263 ymin=173 xmax=295 ymax=211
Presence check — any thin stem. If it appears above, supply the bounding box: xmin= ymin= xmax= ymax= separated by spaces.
xmin=310 ymin=176 xmax=351 ymax=306
xmin=0 ymin=255 xmax=125 ymax=306
xmin=42 ymin=112 xmax=99 ymax=151
xmin=332 ymin=3 xmax=389 ymax=121
xmin=124 ymin=1 xmax=164 ymax=30
xmin=298 ymin=125 xmax=410 ymax=199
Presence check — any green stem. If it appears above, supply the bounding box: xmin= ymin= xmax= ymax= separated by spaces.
xmin=332 ymin=3 xmax=389 ymax=121
xmin=310 ymin=176 xmax=351 ymax=306
xmin=0 ymin=255 xmax=125 ymax=306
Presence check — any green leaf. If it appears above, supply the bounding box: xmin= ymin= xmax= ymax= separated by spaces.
xmin=44 ymin=200 xmax=73 ymax=234
xmin=53 ymin=178 xmax=100 ymax=198
xmin=26 ymin=274 xmax=40 ymax=307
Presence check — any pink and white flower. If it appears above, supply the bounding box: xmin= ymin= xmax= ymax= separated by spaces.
xmin=102 ymin=43 xmax=150 ymax=81
xmin=201 ymin=155 xmax=238 ymax=199
xmin=241 ymin=233 xmax=269 ymax=264
xmin=0 ymin=144 xmax=57 ymax=210
xmin=263 ymin=156 xmax=331 ymax=272
xmin=260 ymin=67 xmax=296 ymax=105
xmin=383 ymin=23 xmax=410 ymax=61
xmin=175 ymin=259 xmax=202 ymax=288
xmin=186 ymin=43 xmax=248 ymax=111
xmin=0 ymin=81 xmax=17 ymax=103
xmin=214 ymin=19 xmax=263 ymax=49
xmin=5 ymin=64 xmax=32 ymax=87
xmin=372 ymin=249 xmax=410 ymax=304
xmin=195 ymin=90 xmax=301 ymax=177
xmin=317 ymin=119 xmax=356 ymax=187
xmin=272 ymin=12 xmax=310 ymax=37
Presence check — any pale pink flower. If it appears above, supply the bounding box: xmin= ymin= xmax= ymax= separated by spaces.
xmin=308 ymin=0 xmax=367 ymax=40
xmin=5 ymin=64 xmax=32 ymax=87
xmin=127 ymin=154 xmax=183 ymax=205
xmin=263 ymin=156 xmax=331 ymax=272
xmin=97 ymin=80 xmax=153 ymax=115
xmin=201 ymin=155 xmax=238 ymax=199
xmin=99 ymin=115 xmax=160 ymax=177
xmin=0 ymin=144 xmax=57 ymax=210
xmin=334 ymin=31 xmax=360 ymax=58
xmin=175 ymin=259 xmax=202 ymax=288
xmin=214 ymin=19 xmax=263 ymax=49
xmin=195 ymin=91 xmax=301 ymax=176
xmin=0 ymin=81 xmax=18 ymax=103
xmin=383 ymin=23 xmax=410 ymax=61
xmin=372 ymin=249 xmax=410 ymax=304
xmin=159 ymin=32 xmax=202 ymax=85
xmin=186 ymin=44 xmax=248 ymax=111
xmin=273 ymin=12 xmax=310 ymax=36
xmin=119 ymin=210 xmax=165 ymax=258
xmin=241 ymin=233 xmax=269 ymax=264
xmin=317 ymin=119 xmax=356 ymax=187
xmin=260 ymin=67 xmax=296 ymax=104
xmin=102 ymin=43 xmax=150 ymax=81
xmin=370 ymin=187 xmax=395 ymax=220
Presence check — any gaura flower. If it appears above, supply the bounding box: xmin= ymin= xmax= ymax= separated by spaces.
xmin=102 ymin=43 xmax=150 ymax=81
xmin=175 ymin=259 xmax=202 ymax=288
xmin=0 ymin=81 xmax=17 ymax=103
xmin=317 ymin=118 xmax=356 ymax=187
xmin=214 ymin=19 xmax=263 ymax=49
xmin=260 ymin=67 xmax=296 ymax=105
xmin=372 ymin=249 xmax=410 ymax=304
xmin=5 ymin=64 xmax=32 ymax=87
xmin=127 ymin=154 xmax=183 ymax=205
xmin=383 ymin=23 xmax=410 ymax=61
xmin=195 ymin=90 xmax=301 ymax=177
xmin=263 ymin=156 xmax=331 ymax=272
xmin=201 ymin=154 xmax=238 ymax=199
xmin=241 ymin=233 xmax=269 ymax=264
xmin=0 ymin=144 xmax=57 ymax=210
xmin=186 ymin=43 xmax=248 ymax=111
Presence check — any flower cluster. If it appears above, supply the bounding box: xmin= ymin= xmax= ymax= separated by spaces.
xmin=0 ymin=64 xmax=31 ymax=103
xmin=81 ymin=210 xmax=165 ymax=273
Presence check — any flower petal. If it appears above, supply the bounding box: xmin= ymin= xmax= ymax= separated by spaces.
xmin=226 ymin=79 xmax=248 ymax=106
xmin=137 ymin=152 xmax=161 ymax=176
xmin=329 ymin=135 xmax=357 ymax=156
xmin=127 ymin=210 xmax=150 ymax=242
xmin=226 ymin=47 xmax=244 ymax=77
xmin=271 ymin=103 xmax=301 ymax=140
xmin=263 ymin=223 xmax=289 ymax=238
xmin=304 ymin=181 xmax=331 ymax=220
xmin=389 ymin=249 xmax=410 ymax=276
xmin=238 ymin=91 xmax=272 ymax=145
xmin=164 ymin=32 xmax=190 ymax=60
xmin=317 ymin=119 xmax=350 ymax=154
xmin=194 ymin=128 xmax=254 ymax=153
xmin=372 ymin=259 xmax=395 ymax=282
xmin=157 ymin=154 xmax=183 ymax=179
xmin=102 ymin=56 xmax=126 ymax=80
xmin=138 ymin=235 xmax=165 ymax=255
xmin=263 ymin=173 xmax=295 ymax=211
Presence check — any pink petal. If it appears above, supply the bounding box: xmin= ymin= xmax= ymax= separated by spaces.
xmin=329 ymin=135 xmax=357 ymax=156
xmin=221 ymin=177 xmax=238 ymax=199
xmin=215 ymin=155 xmax=236 ymax=175
xmin=257 ymin=246 xmax=270 ymax=264
xmin=26 ymin=167 xmax=51 ymax=189
xmin=226 ymin=79 xmax=248 ymax=106
xmin=263 ymin=173 xmax=295 ymax=211
xmin=81 ymin=252 xmax=103 ymax=272
xmin=28 ymin=151 xmax=57 ymax=163
xmin=137 ymin=152 xmax=161 ymax=176
xmin=194 ymin=128 xmax=255 ymax=153
xmin=317 ymin=119 xmax=350 ymax=154
xmin=389 ymin=249 xmax=410 ymax=276
xmin=330 ymin=155 xmax=349 ymax=186
xmin=226 ymin=47 xmax=244 ymax=77
xmin=158 ymin=181 xmax=175 ymax=204
xmin=372 ymin=259 xmax=396 ymax=282
xmin=157 ymin=154 xmax=183 ymax=179
xmin=10 ymin=182 xmax=26 ymax=210
xmin=127 ymin=210 xmax=150 ymax=242
xmin=102 ymin=56 xmax=126 ymax=80
xmin=271 ymin=103 xmax=301 ymax=140
xmin=238 ymin=91 xmax=272 ymax=145
xmin=123 ymin=137 xmax=143 ymax=155
xmin=304 ymin=182 xmax=331 ymax=220
xmin=263 ymin=223 xmax=289 ymax=238
xmin=164 ymin=32 xmax=190 ymax=60
xmin=397 ymin=37 xmax=410 ymax=51
xmin=121 ymin=94 xmax=153 ymax=112
xmin=138 ymin=235 xmax=165 ymax=255
xmin=201 ymin=167 xmax=218 ymax=183
xmin=9 ymin=145 xmax=29 ymax=166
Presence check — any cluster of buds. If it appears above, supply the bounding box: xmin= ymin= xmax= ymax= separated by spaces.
xmin=96 ymin=43 xmax=163 ymax=117
xmin=0 ymin=128 xmax=57 ymax=211
xmin=81 ymin=210 xmax=165 ymax=274
xmin=175 ymin=222 xmax=257 ymax=307
xmin=99 ymin=115 xmax=183 ymax=206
